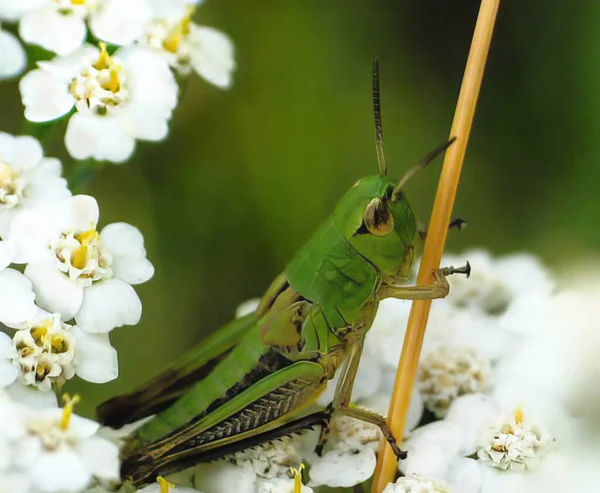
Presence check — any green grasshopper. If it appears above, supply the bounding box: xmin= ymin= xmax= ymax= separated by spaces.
xmin=97 ymin=60 xmax=470 ymax=489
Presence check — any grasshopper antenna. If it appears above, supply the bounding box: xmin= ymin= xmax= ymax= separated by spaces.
xmin=392 ymin=137 xmax=457 ymax=202
xmin=373 ymin=58 xmax=387 ymax=176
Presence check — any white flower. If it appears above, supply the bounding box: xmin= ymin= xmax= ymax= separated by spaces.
xmin=401 ymin=388 xmax=578 ymax=493
xmin=0 ymin=390 xmax=118 ymax=493
xmin=17 ymin=0 xmax=151 ymax=56
xmin=8 ymin=195 xmax=154 ymax=332
xmin=441 ymin=250 xmax=554 ymax=315
xmin=476 ymin=407 xmax=553 ymax=471
xmin=382 ymin=474 xmax=454 ymax=493
xmin=20 ymin=43 xmax=178 ymax=163
xmin=141 ymin=2 xmax=235 ymax=87
xmin=0 ymin=23 xmax=26 ymax=80
xmin=20 ymin=394 xmax=120 ymax=493
xmin=0 ymin=268 xmax=38 ymax=327
xmin=0 ymin=132 xmax=70 ymax=238
xmin=0 ymin=312 xmax=118 ymax=390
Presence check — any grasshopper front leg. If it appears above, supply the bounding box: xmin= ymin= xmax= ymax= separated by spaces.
xmin=377 ymin=263 xmax=471 ymax=301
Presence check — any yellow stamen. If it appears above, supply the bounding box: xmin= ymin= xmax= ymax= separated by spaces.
xmin=514 ymin=406 xmax=524 ymax=425
xmin=163 ymin=6 xmax=195 ymax=53
xmin=75 ymin=229 xmax=100 ymax=245
xmin=103 ymin=66 xmax=121 ymax=93
xmin=290 ymin=463 xmax=305 ymax=493
xmin=51 ymin=334 xmax=66 ymax=353
xmin=157 ymin=476 xmax=175 ymax=493
xmin=61 ymin=394 xmax=81 ymax=431
xmin=71 ymin=0 xmax=86 ymax=4
xmin=31 ymin=326 xmax=48 ymax=344
xmin=71 ymin=245 xmax=88 ymax=270
xmin=93 ymin=42 xmax=112 ymax=71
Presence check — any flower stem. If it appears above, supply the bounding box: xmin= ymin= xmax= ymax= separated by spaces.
xmin=370 ymin=1 xmax=500 ymax=491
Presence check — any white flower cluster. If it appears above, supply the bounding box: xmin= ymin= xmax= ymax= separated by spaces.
xmin=0 ymin=131 xmax=153 ymax=403
xmin=182 ymin=251 xmax=600 ymax=493
xmin=0 ymin=390 xmax=120 ymax=493
xmin=0 ymin=0 xmax=235 ymax=163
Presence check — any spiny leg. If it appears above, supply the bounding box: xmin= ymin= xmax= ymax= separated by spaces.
xmin=337 ymin=406 xmax=407 ymax=460
xmin=377 ymin=262 xmax=470 ymax=301
xmin=418 ymin=217 xmax=467 ymax=241
xmin=314 ymin=404 xmax=333 ymax=457
xmin=330 ymin=334 xmax=407 ymax=460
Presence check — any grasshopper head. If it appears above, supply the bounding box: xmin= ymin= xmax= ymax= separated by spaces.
xmin=333 ymin=175 xmax=417 ymax=278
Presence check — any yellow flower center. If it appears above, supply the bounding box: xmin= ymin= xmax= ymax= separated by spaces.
xmin=61 ymin=394 xmax=81 ymax=431
xmin=71 ymin=229 xmax=100 ymax=270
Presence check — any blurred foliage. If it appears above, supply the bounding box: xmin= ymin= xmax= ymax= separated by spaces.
xmin=0 ymin=0 xmax=598 ymax=415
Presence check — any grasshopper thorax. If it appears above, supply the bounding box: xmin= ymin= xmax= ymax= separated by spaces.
xmin=333 ymin=174 xmax=417 ymax=279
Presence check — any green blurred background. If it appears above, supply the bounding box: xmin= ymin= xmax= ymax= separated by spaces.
xmin=1 ymin=0 xmax=598 ymax=415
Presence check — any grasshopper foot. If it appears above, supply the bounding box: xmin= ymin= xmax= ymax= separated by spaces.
xmin=448 ymin=217 xmax=467 ymax=231
xmin=440 ymin=261 xmax=471 ymax=278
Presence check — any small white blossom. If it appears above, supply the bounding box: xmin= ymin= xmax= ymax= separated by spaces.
xmin=142 ymin=1 xmax=235 ymax=86
xmin=0 ymin=23 xmax=26 ymax=80
xmin=0 ymin=312 xmax=118 ymax=391
xmin=20 ymin=43 xmax=178 ymax=163
xmin=16 ymin=0 xmax=151 ymax=56
xmin=477 ymin=407 xmax=553 ymax=471
xmin=0 ymin=390 xmax=119 ymax=493
xmin=382 ymin=474 xmax=454 ymax=493
xmin=0 ymin=132 xmax=70 ymax=238
xmin=8 ymin=195 xmax=154 ymax=332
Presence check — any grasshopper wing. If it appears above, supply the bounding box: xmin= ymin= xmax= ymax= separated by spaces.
xmin=97 ymin=311 xmax=257 ymax=428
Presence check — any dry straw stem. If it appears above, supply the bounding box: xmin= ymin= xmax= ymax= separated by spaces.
xmin=370 ymin=0 xmax=500 ymax=491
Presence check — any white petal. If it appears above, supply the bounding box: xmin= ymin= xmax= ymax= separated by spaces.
xmin=25 ymin=261 xmax=84 ymax=320
xmin=0 ymin=332 xmax=18 ymax=387
xmin=75 ymin=279 xmax=142 ymax=333
xmin=401 ymin=443 xmax=452 ymax=480
xmin=65 ymin=112 xmax=136 ymax=163
xmin=189 ymin=25 xmax=235 ymax=89
xmin=0 ymin=240 xmax=16 ymax=268
xmin=445 ymin=394 xmax=498 ymax=455
xmin=21 ymin=157 xmax=71 ymax=207
xmin=0 ymin=133 xmax=43 ymax=171
xmin=0 ymin=268 xmax=38 ymax=326
xmin=192 ymin=461 xmax=256 ymax=493
xmin=0 ymin=0 xmax=47 ymax=22
xmin=308 ymin=448 xmax=376 ymax=488
xmin=5 ymin=381 xmax=58 ymax=408
xmin=447 ymin=458 xmax=481 ymax=493
xmin=119 ymin=46 xmax=178 ymax=141
xmin=6 ymin=206 xmax=60 ymax=263
xmin=72 ymin=325 xmax=118 ymax=383
xmin=28 ymin=447 xmax=90 ymax=493
xmin=77 ymin=436 xmax=120 ymax=481
xmin=89 ymin=0 xmax=150 ymax=47
xmin=19 ymin=69 xmax=75 ymax=122
xmin=101 ymin=222 xmax=154 ymax=284
xmin=37 ymin=44 xmax=99 ymax=79
xmin=257 ymin=478 xmax=313 ymax=493
xmin=19 ymin=5 xmax=86 ymax=56
xmin=0 ymin=29 xmax=26 ymax=80
xmin=62 ymin=194 xmax=99 ymax=233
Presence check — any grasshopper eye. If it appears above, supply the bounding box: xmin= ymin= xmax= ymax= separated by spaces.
xmin=363 ymin=197 xmax=395 ymax=236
